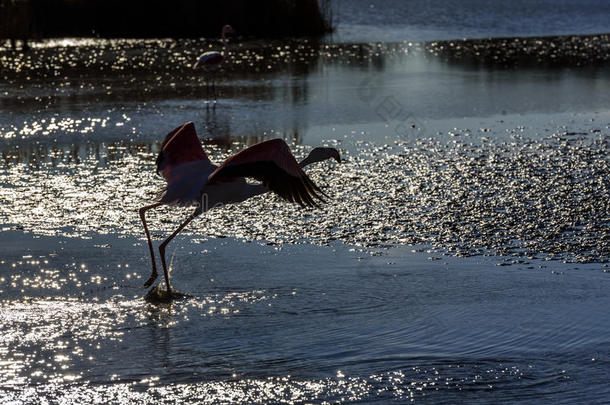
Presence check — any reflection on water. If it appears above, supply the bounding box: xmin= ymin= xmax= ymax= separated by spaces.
xmin=1 ymin=131 xmax=608 ymax=262
xmin=1 ymin=36 xmax=610 ymax=403
xmin=1 ymin=232 xmax=609 ymax=403
xmin=2 ymin=37 xmax=610 ymax=147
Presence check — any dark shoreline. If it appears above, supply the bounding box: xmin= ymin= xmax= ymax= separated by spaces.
xmin=2 ymin=32 xmax=609 ymax=69
xmin=0 ymin=0 xmax=332 ymax=44
xmin=328 ymin=32 xmax=610 ymax=68
xmin=425 ymin=32 xmax=610 ymax=67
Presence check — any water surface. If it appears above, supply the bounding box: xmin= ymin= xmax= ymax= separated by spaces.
xmin=1 ymin=232 xmax=609 ymax=403
xmin=330 ymin=0 xmax=610 ymax=42
xmin=1 ymin=35 xmax=609 ymax=403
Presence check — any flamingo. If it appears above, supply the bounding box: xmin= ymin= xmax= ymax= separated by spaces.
xmin=193 ymin=24 xmax=235 ymax=102
xmin=139 ymin=122 xmax=341 ymax=294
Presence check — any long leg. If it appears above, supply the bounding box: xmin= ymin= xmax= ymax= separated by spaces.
xmin=205 ymin=75 xmax=210 ymax=104
xmin=212 ymin=76 xmax=217 ymax=102
xmin=159 ymin=209 xmax=200 ymax=292
xmin=139 ymin=202 xmax=163 ymax=287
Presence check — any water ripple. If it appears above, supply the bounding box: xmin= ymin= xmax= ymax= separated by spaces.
xmin=1 ymin=132 xmax=608 ymax=263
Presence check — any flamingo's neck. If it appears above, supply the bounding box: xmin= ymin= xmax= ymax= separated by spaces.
xmin=221 ymin=30 xmax=228 ymax=56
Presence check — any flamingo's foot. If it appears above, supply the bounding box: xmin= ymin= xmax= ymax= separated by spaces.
xmin=143 ymin=271 xmax=158 ymax=288
xmin=144 ymin=284 xmax=192 ymax=303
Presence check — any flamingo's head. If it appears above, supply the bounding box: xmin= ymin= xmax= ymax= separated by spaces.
xmin=307 ymin=147 xmax=342 ymax=164
xmin=329 ymin=148 xmax=341 ymax=163
xmin=222 ymin=25 xmax=236 ymax=36
xmin=328 ymin=148 xmax=341 ymax=163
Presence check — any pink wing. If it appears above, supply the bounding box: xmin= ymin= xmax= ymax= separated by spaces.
xmin=208 ymin=139 xmax=326 ymax=207
xmin=156 ymin=122 xmax=211 ymax=182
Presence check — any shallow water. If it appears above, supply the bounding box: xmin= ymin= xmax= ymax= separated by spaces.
xmin=1 ymin=37 xmax=610 ymax=403
xmin=1 ymin=39 xmax=609 ymax=260
xmin=1 ymin=232 xmax=609 ymax=403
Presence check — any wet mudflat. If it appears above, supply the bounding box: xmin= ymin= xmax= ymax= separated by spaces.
xmin=1 ymin=34 xmax=610 ymax=403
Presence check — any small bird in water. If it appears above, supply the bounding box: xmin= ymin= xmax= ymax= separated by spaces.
xmin=193 ymin=24 xmax=235 ymax=103
xmin=139 ymin=122 xmax=340 ymax=295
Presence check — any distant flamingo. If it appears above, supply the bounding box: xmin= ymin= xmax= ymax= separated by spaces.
xmin=139 ymin=122 xmax=341 ymax=293
xmin=193 ymin=24 xmax=235 ymax=102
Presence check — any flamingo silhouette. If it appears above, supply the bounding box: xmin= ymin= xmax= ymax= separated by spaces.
xmin=193 ymin=25 xmax=235 ymax=102
xmin=139 ymin=122 xmax=341 ymax=293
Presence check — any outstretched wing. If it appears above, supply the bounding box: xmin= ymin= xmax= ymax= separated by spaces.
xmin=156 ymin=122 xmax=211 ymax=182
xmin=207 ymin=139 xmax=326 ymax=207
